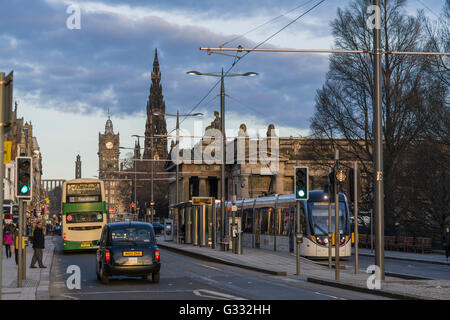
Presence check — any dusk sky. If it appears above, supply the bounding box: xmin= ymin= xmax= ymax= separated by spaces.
xmin=0 ymin=0 xmax=444 ymax=180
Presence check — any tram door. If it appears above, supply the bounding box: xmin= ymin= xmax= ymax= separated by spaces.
xmin=199 ymin=204 xmax=207 ymax=247
xmin=288 ymin=207 xmax=295 ymax=253
xmin=207 ymin=204 xmax=213 ymax=247
xmin=254 ymin=208 xmax=260 ymax=248
xmin=193 ymin=205 xmax=199 ymax=246
xmin=185 ymin=206 xmax=192 ymax=244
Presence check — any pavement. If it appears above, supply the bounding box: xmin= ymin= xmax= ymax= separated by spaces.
xmin=356 ymin=247 xmax=450 ymax=266
xmin=1 ymin=236 xmax=55 ymax=300
xmin=156 ymin=236 xmax=450 ymax=300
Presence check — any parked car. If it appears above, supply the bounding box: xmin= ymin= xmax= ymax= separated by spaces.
xmin=96 ymin=222 xmax=161 ymax=284
xmin=152 ymin=222 xmax=163 ymax=234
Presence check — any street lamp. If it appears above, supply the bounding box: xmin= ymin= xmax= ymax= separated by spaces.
xmin=151 ymin=110 xmax=203 ymax=206
xmin=187 ymin=69 xmax=258 ymax=250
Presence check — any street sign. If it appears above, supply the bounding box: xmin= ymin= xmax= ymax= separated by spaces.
xmin=192 ymin=197 xmax=214 ymax=205
xmin=4 ymin=141 xmax=11 ymax=164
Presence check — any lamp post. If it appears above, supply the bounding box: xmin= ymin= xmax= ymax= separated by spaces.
xmin=187 ymin=69 xmax=257 ymax=249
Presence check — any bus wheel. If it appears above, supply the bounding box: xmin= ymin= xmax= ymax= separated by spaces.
xmin=152 ymin=272 xmax=160 ymax=283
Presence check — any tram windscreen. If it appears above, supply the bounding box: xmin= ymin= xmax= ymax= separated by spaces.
xmin=308 ymin=202 xmax=347 ymax=236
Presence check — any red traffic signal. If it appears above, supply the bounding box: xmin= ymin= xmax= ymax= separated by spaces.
xmin=41 ymin=205 xmax=45 ymax=211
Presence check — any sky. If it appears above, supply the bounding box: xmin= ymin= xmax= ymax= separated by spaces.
xmin=0 ymin=0 xmax=445 ymax=181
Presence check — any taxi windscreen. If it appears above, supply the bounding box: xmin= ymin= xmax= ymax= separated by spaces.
xmin=111 ymin=227 xmax=155 ymax=244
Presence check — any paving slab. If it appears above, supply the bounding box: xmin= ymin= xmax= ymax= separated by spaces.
xmin=1 ymin=236 xmax=56 ymax=300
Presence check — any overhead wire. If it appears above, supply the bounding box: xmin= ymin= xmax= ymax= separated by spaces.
xmin=180 ymin=0 xmax=327 ymax=127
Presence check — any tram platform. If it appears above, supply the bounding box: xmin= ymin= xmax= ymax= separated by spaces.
xmin=1 ymin=236 xmax=55 ymax=300
xmin=157 ymin=235 xmax=450 ymax=300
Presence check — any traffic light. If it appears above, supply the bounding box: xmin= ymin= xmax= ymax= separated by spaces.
xmin=16 ymin=157 xmax=32 ymax=199
xmin=131 ymin=203 xmax=136 ymax=213
xmin=294 ymin=167 xmax=308 ymax=200
xmin=41 ymin=205 xmax=45 ymax=212
xmin=328 ymin=170 xmax=336 ymax=202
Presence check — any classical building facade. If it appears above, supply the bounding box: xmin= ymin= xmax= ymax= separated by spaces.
xmin=165 ymin=113 xmax=372 ymax=208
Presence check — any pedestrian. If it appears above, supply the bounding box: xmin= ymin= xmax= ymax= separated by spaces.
xmin=12 ymin=225 xmax=19 ymax=265
xmin=30 ymin=221 xmax=46 ymax=268
xmin=443 ymin=227 xmax=450 ymax=262
xmin=3 ymin=229 xmax=13 ymax=259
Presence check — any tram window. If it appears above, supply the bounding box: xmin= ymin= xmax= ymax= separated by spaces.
xmin=289 ymin=206 xmax=306 ymax=234
xmin=278 ymin=208 xmax=290 ymax=236
xmin=243 ymin=208 xmax=253 ymax=233
xmin=259 ymin=207 xmax=273 ymax=235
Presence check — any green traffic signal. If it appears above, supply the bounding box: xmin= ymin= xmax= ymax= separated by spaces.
xmin=16 ymin=157 xmax=32 ymax=198
xmin=20 ymin=185 xmax=31 ymax=194
xmin=294 ymin=167 xmax=308 ymax=200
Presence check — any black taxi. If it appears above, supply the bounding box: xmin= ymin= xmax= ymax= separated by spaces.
xmin=96 ymin=222 xmax=161 ymax=284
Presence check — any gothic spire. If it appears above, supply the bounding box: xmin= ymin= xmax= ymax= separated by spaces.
xmin=151 ymin=48 xmax=160 ymax=83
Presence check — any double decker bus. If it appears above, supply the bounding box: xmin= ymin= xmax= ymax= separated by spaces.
xmin=62 ymin=178 xmax=107 ymax=251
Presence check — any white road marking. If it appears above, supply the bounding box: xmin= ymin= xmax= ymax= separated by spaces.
xmin=66 ymin=289 xmax=194 ymax=295
xmin=314 ymin=291 xmax=346 ymax=300
xmin=197 ymin=263 xmax=221 ymax=271
xmin=193 ymin=289 xmax=247 ymax=300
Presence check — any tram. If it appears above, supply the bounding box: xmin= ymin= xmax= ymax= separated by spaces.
xmin=220 ymin=190 xmax=352 ymax=258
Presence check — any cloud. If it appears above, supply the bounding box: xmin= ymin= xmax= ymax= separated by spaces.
xmin=0 ymin=0 xmax=331 ymax=130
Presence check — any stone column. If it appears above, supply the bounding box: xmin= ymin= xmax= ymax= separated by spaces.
xmin=199 ymin=176 xmax=208 ymax=197
xmin=182 ymin=176 xmax=190 ymax=202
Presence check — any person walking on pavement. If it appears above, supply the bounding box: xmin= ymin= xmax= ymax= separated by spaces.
xmin=443 ymin=227 xmax=450 ymax=262
xmin=30 ymin=221 xmax=46 ymax=268
xmin=12 ymin=225 xmax=19 ymax=265
xmin=3 ymin=229 xmax=13 ymax=259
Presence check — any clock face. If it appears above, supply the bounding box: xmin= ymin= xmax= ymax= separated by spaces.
xmin=105 ymin=142 xmax=114 ymax=149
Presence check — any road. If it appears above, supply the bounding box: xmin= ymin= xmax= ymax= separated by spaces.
xmin=49 ymin=236 xmax=388 ymax=300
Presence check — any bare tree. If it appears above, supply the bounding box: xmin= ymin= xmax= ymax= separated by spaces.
xmin=309 ymin=0 xmax=447 ymax=229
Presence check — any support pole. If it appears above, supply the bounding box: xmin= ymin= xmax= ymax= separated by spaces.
xmin=373 ymin=0 xmax=385 ymax=280
xmin=296 ymin=200 xmax=301 ymax=276
xmin=0 ymin=72 xmax=5 ymax=299
xmin=354 ymin=161 xmax=359 ymax=274
xmin=328 ymin=168 xmax=332 ymax=270
xmin=334 ymin=150 xmax=340 ymax=280
xmin=17 ymin=199 xmax=23 ymax=288
xmin=220 ymin=70 xmax=226 ymax=250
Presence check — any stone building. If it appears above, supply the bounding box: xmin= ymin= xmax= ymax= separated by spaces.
xmin=3 ymin=102 xmax=44 ymax=214
xmin=165 ymin=113 xmax=372 ymax=207
xmin=98 ymin=116 xmax=131 ymax=214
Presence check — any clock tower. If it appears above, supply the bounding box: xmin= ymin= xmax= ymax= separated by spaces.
xmin=98 ymin=116 xmax=120 ymax=179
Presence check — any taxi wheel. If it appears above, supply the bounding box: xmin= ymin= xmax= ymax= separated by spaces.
xmin=152 ymin=272 xmax=160 ymax=283
xmin=100 ymin=265 xmax=109 ymax=285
